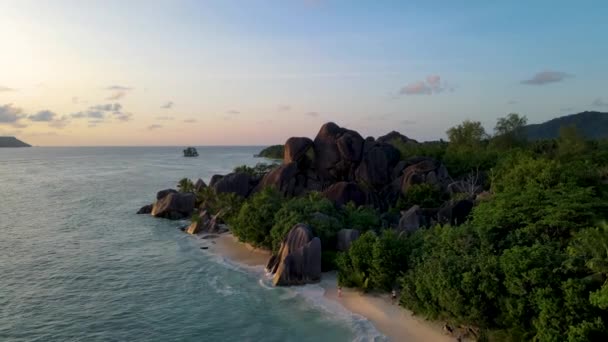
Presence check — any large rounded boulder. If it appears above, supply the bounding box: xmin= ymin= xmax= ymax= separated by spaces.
xmin=355 ymin=141 xmax=401 ymax=188
xmin=151 ymin=192 xmax=196 ymax=220
xmin=266 ymin=224 xmax=322 ymax=286
xmin=212 ymin=172 xmax=251 ymax=197
xmin=256 ymin=162 xmax=299 ymax=196
xmin=313 ymin=122 xmax=364 ymax=182
xmin=284 ymin=137 xmax=314 ymax=164
xmin=322 ymin=181 xmax=366 ymax=207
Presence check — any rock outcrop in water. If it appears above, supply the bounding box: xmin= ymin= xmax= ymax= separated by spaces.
xmin=151 ymin=192 xmax=196 ymax=219
xmin=266 ymin=224 xmax=322 ymax=286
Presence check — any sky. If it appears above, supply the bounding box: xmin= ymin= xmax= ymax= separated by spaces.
xmin=1 ymin=0 xmax=607 ymax=146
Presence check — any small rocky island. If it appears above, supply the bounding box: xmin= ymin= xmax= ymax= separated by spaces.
xmin=0 ymin=136 xmax=31 ymax=148
xmin=138 ymin=122 xmax=477 ymax=287
xmin=183 ymin=147 xmax=198 ymax=157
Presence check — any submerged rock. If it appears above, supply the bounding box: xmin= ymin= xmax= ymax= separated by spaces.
xmin=266 ymin=224 xmax=322 ymax=286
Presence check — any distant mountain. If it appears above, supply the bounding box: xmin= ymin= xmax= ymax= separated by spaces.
xmin=0 ymin=136 xmax=31 ymax=148
xmin=525 ymin=111 xmax=608 ymax=140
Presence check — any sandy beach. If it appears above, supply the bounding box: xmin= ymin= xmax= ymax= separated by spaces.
xmin=206 ymin=232 xmax=456 ymax=342
xmin=207 ymin=233 xmax=271 ymax=267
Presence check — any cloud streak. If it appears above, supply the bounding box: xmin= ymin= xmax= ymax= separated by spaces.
xmin=521 ymin=71 xmax=571 ymax=85
xmin=148 ymin=124 xmax=162 ymax=130
xmin=28 ymin=110 xmax=57 ymax=122
xmin=0 ymin=86 xmax=16 ymax=92
xmin=0 ymin=104 xmax=25 ymax=124
xmin=105 ymin=85 xmax=132 ymax=91
xmin=161 ymin=101 xmax=174 ymax=109
xmin=399 ymin=75 xmax=451 ymax=95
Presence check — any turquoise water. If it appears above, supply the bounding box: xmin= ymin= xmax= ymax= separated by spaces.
xmin=0 ymin=147 xmax=381 ymax=342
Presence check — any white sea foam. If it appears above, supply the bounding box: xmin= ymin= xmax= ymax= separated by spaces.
xmin=207 ymin=275 xmax=236 ymax=296
xmin=290 ymin=284 xmax=388 ymax=342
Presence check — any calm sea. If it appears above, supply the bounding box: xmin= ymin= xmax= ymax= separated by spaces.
xmin=0 ymin=147 xmax=382 ymax=342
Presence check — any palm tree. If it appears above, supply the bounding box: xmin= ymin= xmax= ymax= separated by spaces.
xmin=177 ymin=178 xmax=194 ymax=193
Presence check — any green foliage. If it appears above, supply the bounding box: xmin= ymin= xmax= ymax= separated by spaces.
xmin=491 ymin=113 xmax=528 ymax=149
xmin=336 ymin=230 xmax=409 ymax=291
xmin=233 ymin=162 xmax=279 ymax=177
xmin=177 ymin=177 xmax=195 ymax=193
xmin=558 ymin=125 xmax=589 ymax=159
xmin=402 ymin=183 xmax=443 ymax=208
xmin=446 ymin=120 xmax=488 ymax=149
xmin=390 ymin=139 xmax=447 ymax=161
xmin=256 ymin=145 xmax=284 ymax=159
xmin=371 ymin=230 xmax=409 ymax=291
xmin=270 ymin=192 xmax=342 ymax=252
xmin=195 ymin=186 xmax=244 ymax=223
xmin=397 ymin=153 xmax=608 ymax=340
xmin=342 ymin=202 xmax=381 ymax=232
xmin=231 ymin=187 xmax=283 ymax=248
xmin=336 ymin=231 xmax=377 ymax=289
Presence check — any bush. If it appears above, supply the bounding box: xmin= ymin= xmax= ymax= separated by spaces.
xmin=403 ymin=183 xmax=443 ymax=208
xmin=336 ymin=231 xmax=377 ymax=289
xmin=233 ymin=162 xmax=279 ymax=177
xmin=195 ymin=187 xmax=244 ymax=223
xmin=270 ymin=192 xmax=343 ymax=252
xmin=342 ymin=202 xmax=381 ymax=232
xmin=231 ymin=187 xmax=283 ymax=248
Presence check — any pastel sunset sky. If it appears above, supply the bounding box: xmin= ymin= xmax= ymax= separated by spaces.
xmin=1 ymin=0 xmax=607 ymax=146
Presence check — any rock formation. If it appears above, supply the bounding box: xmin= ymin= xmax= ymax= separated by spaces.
xmin=401 ymin=157 xmax=449 ymax=194
xmin=136 ymin=204 xmax=153 ymax=214
xmin=266 ymin=224 xmax=322 ymax=286
xmin=322 ymin=182 xmax=366 ymax=207
xmin=336 ymin=229 xmax=360 ymax=251
xmin=151 ymin=192 xmax=196 ymax=220
xmin=284 ymin=137 xmax=314 ymax=164
xmin=212 ymin=172 xmax=251 ymax=197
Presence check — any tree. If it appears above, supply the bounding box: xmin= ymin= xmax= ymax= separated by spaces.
xmin=446 ymin=120 xmax=488 ymax=148
xmin=231 ymin=187 xmax=283 ymax=248
xmin=177 ymin=178 xmax=194 ymax=193
xmin=558 ymin=124 xmax=588 ymax=158
xmin=492 ymin=113 xmax=528 ymax=149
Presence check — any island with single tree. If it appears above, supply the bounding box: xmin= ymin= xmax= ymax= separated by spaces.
xmin=0 ymin=136 xmax=31 ymax=148
xmin=138 ymin=111 xmax=608 ymax=341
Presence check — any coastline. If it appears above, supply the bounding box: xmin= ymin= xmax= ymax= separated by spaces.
xmin=204 ymin=232 xmax=455 ymax=342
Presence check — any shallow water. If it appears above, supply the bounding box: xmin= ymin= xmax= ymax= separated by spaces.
xmin=0 ymin=147 xmax=384 ymax=341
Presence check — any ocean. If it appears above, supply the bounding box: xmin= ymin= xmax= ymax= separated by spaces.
xmin=0 ymin=147 xmax=382 ymax=342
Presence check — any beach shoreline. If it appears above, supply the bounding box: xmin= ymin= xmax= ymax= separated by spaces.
xmin=203 ymin=232 xmax=456 ymax=342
